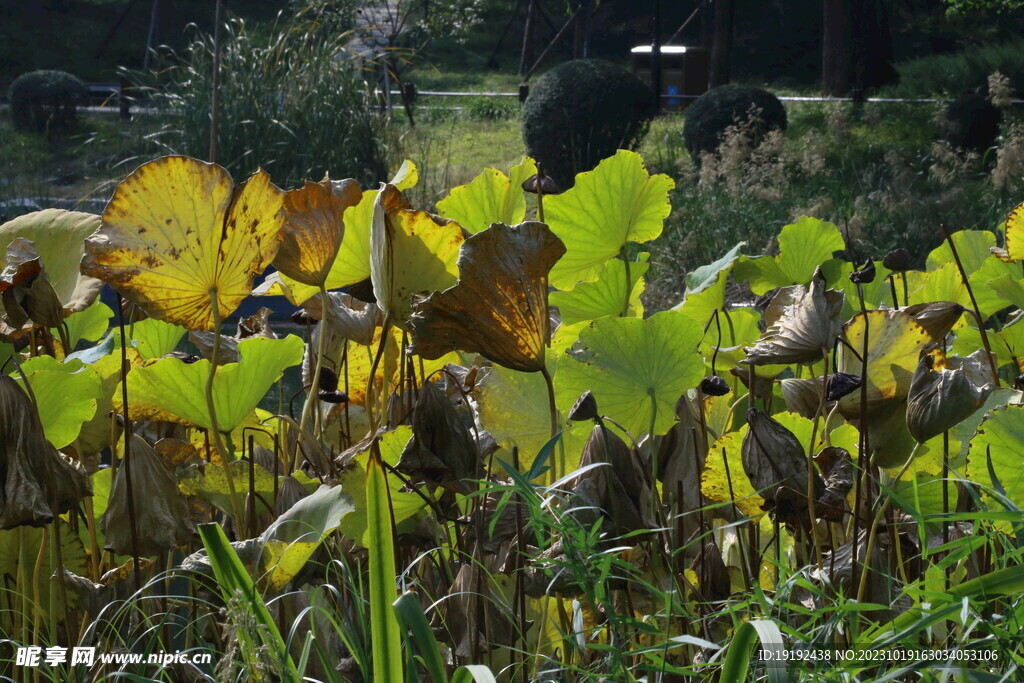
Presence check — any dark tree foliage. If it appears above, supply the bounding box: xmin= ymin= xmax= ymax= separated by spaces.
xmin=521 ymin=59 xmax=655 ymax=186
xmin=7 ymin=70 xmax=89 ymax=132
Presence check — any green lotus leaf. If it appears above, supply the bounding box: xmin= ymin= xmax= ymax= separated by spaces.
xmin=967 ymin=254 xmax=1018 ymax=319
xmin=904 ymin=263 xmax=972 ymax=310
xmin=178 ymin=460 xmax=278 ymax=515
xmin=55 ymin=300 xmax=112 ymax=352
xmin=967 ymin=403 xmax=1024 ymax=518
xmin=549 ymin=255 xmax=647 ymax=325
xmin=545 ymin=150 xmax=674 ymax=290
xmin=124 ymin=335 xmax=304 ymax=433
xmin=954 ymin=314 xmax=1024 ymax=371
xmin=337 ymin=426 xmax=429 ymax=547
xmin=0 ymin=521 xmax=87 ymax=616
xmin=437 ymin=157 xmax=537 ymax=234
xmin=111 ymin=317 xmax=187 ymax=360
xmin=0 ymin=208 xmax=103 ymax=311
xmin=822 ymin=259 xmax=894 ymax=321
xmin=926 ymin=230 xmax=995 ymax=275
xmin=259 ymin=484 xmax=354 ymax=591
xmin=674 ymin=242 xmax=746 ymax=326
xmin=733 ymin=217 xmax=845 ymax=295
xmin=14 ymin=355 xmax=102 ymax=448
xmin=555 ymin=310 xmax=704 ymax=438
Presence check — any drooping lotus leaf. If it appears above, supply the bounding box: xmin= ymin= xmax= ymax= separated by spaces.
xmin=0 ymin=376 xmax=90 ymax=528
xmin=550 ymin=254 xmax=647 ymax=324
xmin=1 ymin=237 xmax=66 ymax=330
xmin=733 ymin=217 xmax=845 ymax=295
xmin=836 ymin=309 xmax=932 ymax=417
xmin=814 ymin=446 xmax=853 ymax=521
xmin=13 ymin=355 xmax=102 ymax=449
xmin=743 ymin=270 xmax=844 ymax=366
xmin=82 ymin=156 xmax=285 ymax=331
xmin=302 ymin=291 xmax=377 ymax=346
xmin=409 ymin=221 xmax=565 ymax=372
xmin=398 ymin=381 xmax=481 ymax=489
xmin=564 ymin=422 xmax=655 ymax=537
xmin=555 ymin=310 xmax=704 ymax=438
xmin=0 ymin=208 xmax=104 ymax=313
xmin=337 ymin=426 xmax=429 ymax=547
xmin=102 ymin=435 xmax=194 ymax=555
xmin=779 ymin=376 xmax=826 ymax=420
xmin=258 ymin=484 xmax=354 ymax=591
xmin=742 ymin=409 xmax=823 ymax=525
xmin=545 ymin=150 xmax=674 ymax=290
xmin=190 ymin=306 xmax=277 ymax=364
xmin=122 ymin=335 xmax=304 ymax=433
xmin=0 ymin=521 xmax=88 ymax=616
xmin=178 ymin=458 xmax=278 ymax=514
xmin=901 ymin=301 xmax=965 ymax=342
xmin=274 ymin=177 xmax=362 ymax=287
xmin=54 ymin=557 xmax=152 ymax=619
xmin=436 ymin=157 xmax=537 ymax=234
xmin=674 ymin=242 xmax=745 ymax=326
xmin=968 ymin=403 xmax=1024 ymax=517
xmin=906 ymin=349 xmax=994 ymax=443
xmin=370 ymin=185 xmax=466 ymax=330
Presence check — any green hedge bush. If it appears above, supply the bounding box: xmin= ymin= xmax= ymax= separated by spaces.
xmin=682 ymin=84 xmax=787 ymax=162
xmin=8 ymin=70 xmax=89 ymax=132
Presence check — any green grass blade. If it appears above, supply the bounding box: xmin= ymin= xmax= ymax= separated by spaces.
xmin=719 ymin=619 xmax=788 ymax=683
xmin=451 ymin=664 xmax=499 ymax=683
xmin=368 ymin=446 xmax=404 ymax=683
xmin=197 ymin=523 xmax=299 ymax=682
xmin=394 ymin=591 xmax=448 ymax=683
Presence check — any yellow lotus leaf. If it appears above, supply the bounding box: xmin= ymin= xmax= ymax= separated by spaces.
xmin=82 ymin=156 xmax=285 ymax=331
xmin=1003 ymin=199 xmax=1024 ymax=260
xmin=409 ymin=222 xmax=566 ymax=373
xmin=836 ymin=309 xmax=932 ymax=417
xmin=436 ymin=157 xmax=537 ymax=234
xmin=273 ymin=177 xmax=362 ymax=287
xmin=370 ymin=184 xmax=466 ymax=330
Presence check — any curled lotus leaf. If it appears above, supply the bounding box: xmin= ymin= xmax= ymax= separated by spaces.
xmin=409 ymin=221 xmax=565 ymax=373
xmin=743 ymin=269 xmax=844 ymax=366
xmin=302 ymin=291 xmax=377 ymax=347
xmin=0 ymin=208 xmax=104 ymax=314
xmin=742 ymin=409 xmax=823 ymax=525
xmin=1 ymin=238 xmax=65 ymax=331
xmin=102 ymin=434 xmax=194 ymax=556
xmin=907 ymin=349 xmax=995 ymax=443
xmin=82 ymin=156 xmax=285 ymax=332
xmin=813 ymin=446 xmax=852 ymax=521
xmin=370 ymin=184 xmax=466 ymax=330
xmin=0 ymin=376 xmax=90 ymax=529
xmin=274 ymin=177 xmax=362 ymax=287
xmin=902 ymin=301 xmax=965 ymax=343
xmin=779 ymin=376 xmax=826 ymax=420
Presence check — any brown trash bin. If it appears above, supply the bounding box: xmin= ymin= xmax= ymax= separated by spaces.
xmin=631 ymin=45 xmax=709 ymax=111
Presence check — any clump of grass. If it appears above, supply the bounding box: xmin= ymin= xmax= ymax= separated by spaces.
xmin=139 ymin=8 xmax=390 ymax=189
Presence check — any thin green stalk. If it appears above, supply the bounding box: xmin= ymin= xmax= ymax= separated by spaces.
xmin=367 ymin=442 xmax=403 ymax=683
xmin=365 ymin=315 xmax=391 ymax=430
xmin=539 ymin=364 xmax=559 ymax=482
xmin=205 ymin=289 xmax=244 ymax=528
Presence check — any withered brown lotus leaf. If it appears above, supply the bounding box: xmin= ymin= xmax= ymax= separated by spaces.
xmin=101 ymin=434 xmax=194 ymax=556
xmin=568 ymin=390 xmax=599 ymax=422
xmin=813 ymin=446 xmax=852 ymax=522
xmin=408 ymin=221 xmax=566 ymax=373
xmin=302 ymin=291 xmax=377 ymax=346
xmin=276 ymin=475 xmax=310 ymax=516
xmin=742 ymin=409 xmax=823 ymax=524
xmin=398 ymin=381 xmax=480 ymax=488
xmin=743 ymin=270 xmax=844 ymax=366
xmin=902 ymin=301 xmax=965 ymax=343
xmin=825 ymin=371 xmax=862 ymax=402
xmin=906 ymin=349 xmax=994 ymax=443
xmin=445 ymin=561 xmax=517 ymax=657
xmin=779 ymin=377 xmax=826 ymax=419
xmin=657 ymin=394 xmax=706 ymax=511
xmin=690 ymin=532 xmax=730 ymax=602
xmin=0 ymin=376 xmax=90 ymax=529
xmin=274 ymin=178 xmax=362 ymax=287
xmin=565 ymin=423 xmax=655 ymax=537
xmin=0 ymin=238 xmax=65 ymax=330
xmin=54 ymin=558 xmax=153 ymax=619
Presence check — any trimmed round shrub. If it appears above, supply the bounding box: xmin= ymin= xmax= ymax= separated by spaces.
xmin=8 ymin=70 xmax=89 ymax=132
xmin=522 ymin=59 xmax=656 ymax=186
xmin=943 ymin=93 xmax=1001 ymax=152
xmin=683 ymin=84 xmax=787 ymax=162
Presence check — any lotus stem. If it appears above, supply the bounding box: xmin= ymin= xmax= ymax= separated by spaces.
xmin=298 ymin=284 xmax=329 ymax=439
xmin=116 ymin=301 xmax=143 ymax=586
xmin=204 ymin=289 xmax=244 ymax=529
xmin=941 ymin=223 xmax=1000 ymax=387
xmin=851 ymin=285 xmax=870 ymax=605
xmin=539 ymin=364 xmax=559 ymax=481
xmin=720 ymin=447 xmax=751 ymax=588
xmin=622 ymin=255 xmax=632 ymax=317
xmin=855 ymin=449 xmax=915 ymax=605
xmin=366 ymin=315 xmax=391 ymax=430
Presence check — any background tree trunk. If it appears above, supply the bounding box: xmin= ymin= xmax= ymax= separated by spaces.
xmin=709 ymin=0 xmax=734 ymax=87
xmin=822 ymin=0 xmax=850 ymax=95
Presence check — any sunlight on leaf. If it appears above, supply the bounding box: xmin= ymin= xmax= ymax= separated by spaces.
xmin=437 ymin=157 xmax=537 ymax=234
xmin=550 ymin=255 xmax=647 ymax=324
xmin=733 ymin=217 xmax=844 ymax=295
xmin=15 ymin=355 xmax=101 ymax=449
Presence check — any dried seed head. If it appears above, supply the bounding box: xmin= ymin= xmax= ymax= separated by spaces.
xmin=902 ymin=301 xmax=965 ymax=343
xmin=521 ymin=173 xmax=561 ymax=195
xmin=317 ymin=389 xmax=349 ymax=404
xmin=568 ymin=390 xmax=599 ymax=421
xmin=700 ymin=375 xmax=730 ymax=397
xmin=318 ymin=366 xmax=339 ymax=393
xmin=825 ymin=371 xmax=862 ymax=401
xmin=882 ymin=248 xmax=911 ymax=271
xmin=849 ymin=259 xmax=876 ymax=284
